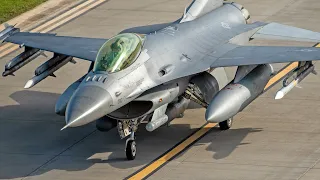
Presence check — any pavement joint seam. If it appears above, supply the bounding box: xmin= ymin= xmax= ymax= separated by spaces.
xmin=179 ymin=130 xmax=223 ymax=163
xmin=265 ymin=0 xmax=301 ymax=20
xmin=104 ymin=8 xmax=184 ymax=13
xmin=296 ymin=148 xmax=320 ymax=180
xmin=179 ymin=160 xmax=313 ymax=169
xmin=21 ymin=129 xmax=97 ymax=180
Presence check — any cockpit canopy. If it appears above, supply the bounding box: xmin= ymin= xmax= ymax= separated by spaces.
xmin=93 ymin=33 xmax=144 ymax=73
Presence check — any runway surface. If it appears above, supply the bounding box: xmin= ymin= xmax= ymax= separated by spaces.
xmin=1 ymin=0 xmax=320 ymax=179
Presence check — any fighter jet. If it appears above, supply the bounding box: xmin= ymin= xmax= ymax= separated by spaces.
xmin=1 ymin=0 xmax=320 ymax=160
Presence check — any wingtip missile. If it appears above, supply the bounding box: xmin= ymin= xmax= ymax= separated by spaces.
xmin=274 ymin=91 xmax=285 ymax=100
xmin=275 ymin=64 xmax=314 ymax=100
xmin=4 ymin=23 xmax=10 ymax=28
xmin=0 ymin=23 xmax=20 ymax=43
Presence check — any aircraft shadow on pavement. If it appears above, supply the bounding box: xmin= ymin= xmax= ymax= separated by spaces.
xmin=0 ymin=90 xmax=263 ymax=179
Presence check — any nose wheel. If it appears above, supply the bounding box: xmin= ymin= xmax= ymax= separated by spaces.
xmin=125 ymin=132 xmax=136 ymax=160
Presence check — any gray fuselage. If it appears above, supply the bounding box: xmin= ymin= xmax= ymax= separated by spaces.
xmin=62 ymin=3 xmax=248 ymax=128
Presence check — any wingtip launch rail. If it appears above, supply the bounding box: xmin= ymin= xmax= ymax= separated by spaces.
xmin=0 ymin=24 xmax=75 ymax=88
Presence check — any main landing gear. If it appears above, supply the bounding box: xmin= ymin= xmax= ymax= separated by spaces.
xmin=219 ymin=117 xmax=233 ymax=130
xmin=185 ymin=83 xmax=234 ymax=131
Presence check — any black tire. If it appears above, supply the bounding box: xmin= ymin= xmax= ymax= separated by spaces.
xmin=219 ymin=118 xmax=233 ymax=130
xmin=126 ymin=140 xmax=137 ymax=160
xmin=96 ymin=116 xmax=117 ymax=132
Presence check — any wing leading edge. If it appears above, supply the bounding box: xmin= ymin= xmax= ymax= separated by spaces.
xmin=251 ymin=22 xmax=320 ymax=43
xmin=209 ymin=22 xmax=320 ymax=68
xmin=4 ymin=32 xmax=107 ymax=61
xmin=210 ymin=45 xmax=320 ymax=68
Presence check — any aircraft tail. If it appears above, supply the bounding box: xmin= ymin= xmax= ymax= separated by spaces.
xmin=180 ymin=0 xmax=224 ymax=23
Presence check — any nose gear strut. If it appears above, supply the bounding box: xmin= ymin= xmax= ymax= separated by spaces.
xmin=117 ymin=116 xmax=146 ymax=160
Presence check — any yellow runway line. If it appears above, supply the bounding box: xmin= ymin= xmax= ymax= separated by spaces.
xmin=264 ymin=62 xmax=299 ymax=90
xmin=0 ymin=0 xmax=107 ymax=58
xmin=128 ymin=123 xmax=217 ymax=180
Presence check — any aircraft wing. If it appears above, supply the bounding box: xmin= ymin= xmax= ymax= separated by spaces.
xmin=210 ymin=45 xmax=320 ymax=67
xmin=250 ymin=22 xmax=320 ymax=43
xmin=3 ymin=31 xmax=107 ymax=61
xmin=209 ymin=22 xmax=320 ymax=67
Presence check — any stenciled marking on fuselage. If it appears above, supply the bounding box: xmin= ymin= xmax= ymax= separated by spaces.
xmin=294 ymin=49 xmax=318 ymax=52
xmin=122 ymin=78 xmax=144 ymax=89
xmin=221 ymin=22 xmax=231 ymax=29
xmin=159 ymin=26 xmax=178 ymax=36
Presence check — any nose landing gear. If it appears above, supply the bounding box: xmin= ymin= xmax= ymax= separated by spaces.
xmin=117 ymin=117 xmax=146 ymax=160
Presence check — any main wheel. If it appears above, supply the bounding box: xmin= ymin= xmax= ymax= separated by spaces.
xmin=219 ymin=118 xmax=233 ymax=130
xmin=126 ymin=140 xmax=137 ymax=160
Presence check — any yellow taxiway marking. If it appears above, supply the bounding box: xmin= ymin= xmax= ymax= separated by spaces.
xmin=128 ymin=123 xmax=217 ymax=180
xmin=264 ymin=62 xmax=299 ymax=90
xmin=0 ymin=0 xmax=107 ymax=58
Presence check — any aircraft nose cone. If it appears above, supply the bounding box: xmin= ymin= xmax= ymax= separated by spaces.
xmin=63 ymin=85 xmax=113 ymax=129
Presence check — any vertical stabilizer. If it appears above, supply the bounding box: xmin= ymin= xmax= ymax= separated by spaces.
xmin=180 ymin=0 xmax=223 ymax=23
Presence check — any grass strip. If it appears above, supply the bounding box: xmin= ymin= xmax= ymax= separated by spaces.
xmin=0 ymin=0 xmax=47 ymax=23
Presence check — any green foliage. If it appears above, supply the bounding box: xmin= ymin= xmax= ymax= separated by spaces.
xmin=0 ymin=0 xmax=47 ymax=23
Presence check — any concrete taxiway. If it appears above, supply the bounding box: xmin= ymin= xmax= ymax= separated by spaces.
xmin=1 ymin=0 xmax=320 ymax=179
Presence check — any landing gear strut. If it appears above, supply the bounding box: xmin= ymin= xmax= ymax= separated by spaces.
xmin=185 ymin=83 xmax=234 ymax=131
xmin=117 ymin=117 xmax=146 ymax=160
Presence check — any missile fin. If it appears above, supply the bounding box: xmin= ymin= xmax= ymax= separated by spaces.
xmin=70 ymin=59 xmax=76 ymax=64
xmin=50 ymin=73 xmax=56 ymax=78
xmin=312 ymin=69 xmax=318 ymax=75
xmin=40 ymin=51 xmax=47 ymax=58
xmin=296 ymin=84 xmax=302 ymax=89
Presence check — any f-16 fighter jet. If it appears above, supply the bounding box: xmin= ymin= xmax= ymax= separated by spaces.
xmin=1 ymin=0 xmax=320 ymax=160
